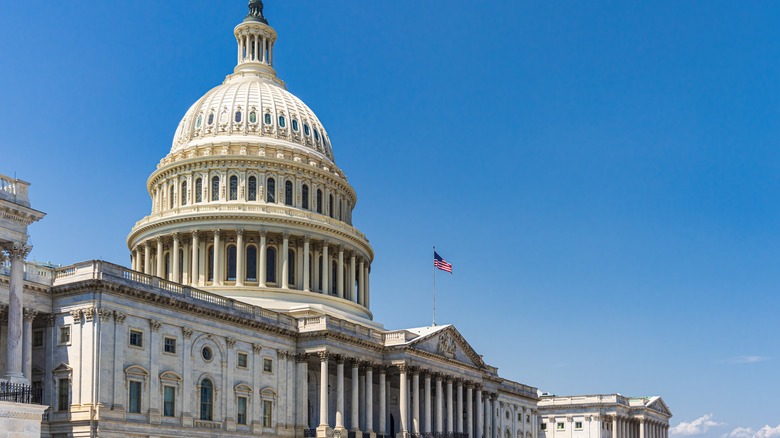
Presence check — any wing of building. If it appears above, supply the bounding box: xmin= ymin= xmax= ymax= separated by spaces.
xmin=0 ymin=2 xmax=671 ymax=438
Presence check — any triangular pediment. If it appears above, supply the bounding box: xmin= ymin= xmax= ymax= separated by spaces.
xmin=406 ymin=325 xmax=486 ymax=369
xmin=647 ymin=397 xmax=672 ymax=417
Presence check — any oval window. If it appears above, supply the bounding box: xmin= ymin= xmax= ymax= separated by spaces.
xmin=304 ymin=124 xmax=310 ymax=136
xmin=314 ymin=129 xmax=320 ymax=141
xmin=235 ymin=111 xmax=242 ymax=123
xmin=292 ymin=119 xmax=299 ymax=132
xmin=202 ymin=346 xmax=213 ymax=361
xmin=279 ymin=116 xmax=286 ymax=128
xmin=249 ymin=111 xmax=257 ymax=124
xmin=264 ymin=113 xmax=272 ymax=125
xmin=196 ymin=114 xmax=203 ymax=128
xmin=207 ymin=113 xmax=214 ymax=125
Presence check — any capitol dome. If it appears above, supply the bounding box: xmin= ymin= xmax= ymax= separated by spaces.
xmin=127 ymin=0 xmax=375 ymax=326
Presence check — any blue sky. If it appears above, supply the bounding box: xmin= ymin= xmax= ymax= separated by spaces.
xmin=2 ymin=1 xmax=779 ymax=436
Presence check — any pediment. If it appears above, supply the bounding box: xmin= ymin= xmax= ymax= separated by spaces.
xmin=408 ymin=325 xmax=486 ymax=369
xmin=647 ymin=397 xmax=672 ymax=417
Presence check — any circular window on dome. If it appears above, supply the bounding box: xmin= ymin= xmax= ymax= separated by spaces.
xmin=249 ymin=111 xmax=257 ymax=124
xmin=304 ymin=124 xmax=310 ymax=136
xmin=202 ymin=346 xmax=213 ymax=362
xmin=196 ymin=114 xmax=203 ymax=128
xmin=292 ymin=119 xmax=299 ymax=132
xmin=279 ymin=116 xmax=286 ymax=128
xmin=264 ymin=113 xmax=272 ymax=125
xmin=207 ymin=113 xmax=215 ymax=125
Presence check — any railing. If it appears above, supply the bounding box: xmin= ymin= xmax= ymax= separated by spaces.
xmin=303 ymin=428 xmax=317 ymax=437
xmin=0 ymin=381 xmax=43 ymax=405
xmin=0 ymin=260 xmax=57 ymax=286
xmin=0 ymin=174 xmax=31 ymax=207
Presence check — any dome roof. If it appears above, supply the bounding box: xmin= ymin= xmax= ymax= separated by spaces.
xmin=171 ymin=73 xmax=336 ymax=163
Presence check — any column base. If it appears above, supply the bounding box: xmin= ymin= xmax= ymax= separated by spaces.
xmin=4 ymin=374 xmax=29 ymax=385
xmin=351 ymin=429 xmax=363 ymax=438
xmin=396 ymin=433 xmax=411 ymax=438
xmin=334 ymin=427 xmax=348 ymax=438
xmin=368 ymin=432 xmax=377 ymax=438
xmin=317 ymin=425 xmax=333 ymax=438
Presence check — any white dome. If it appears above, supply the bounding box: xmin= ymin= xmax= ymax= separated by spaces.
xmin=171 ymin=73 xmax=336 ymax=163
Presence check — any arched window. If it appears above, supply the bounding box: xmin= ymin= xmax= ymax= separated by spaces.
xmin=207 ymin=113 xmax=214 ymax=125
xmin=226 ymin=245 xmax=237 ymax=281
xmin=249 ymin=110 xmax=257 ymax=124
xmin=331 ymin=261 xmax=338 ymax=295
xmin=292 ymin=119 xmax=299 ymax=132
xmin=266 ymin=178 xmax=276 ymax=203
xmin=211 ymin=176 xmax=220 ymax=201
xmin=207 ymin=246 xmax=214 ymax=282
xmin=229 ymin=176 xmax=238 ymax=201
xmin=264 ymin=113 xmax=272 ymax=125
xmin=200 ymin=379 xmax=214 ymax=421
xmin=302 ymin=184 xmax=309 ymax=210
xmin=235 ymin=110 xmax=242 ymax=123
xmin=288 ymin=249 xmax=295 ymax=286
xmin=304 ymin=124 xmax=310 ymax=136
xmin=246 ymin=246 xmax=257 ymax=282
xmin=181 ymin=180 xmax=188 ymax=206
xmin=195 ymin=178 xmax=203 ymax=203
xmin=266 ymin=247 xmax=277 ymax=283
xmin=318 ymin=255 xmax=323 ymax=291
xmin=169 ymin=185 xmax=175 ymax=209
xmin=279 ymin=116 xmax=286 ymax=128
xmin=178 ymin=248 xmax=185 ymax=280
xmin=329 ymin=195 xmax=334 ymax=218
xmin=314 ymin=129 xmax=320 ymax=142
xmin=165 ymin=252 xmax=171 ymax=281
xmin=284 ymin=181 xmax=293 ymax=206
xmin=248 ymin=176 xmax=257 ymax=201
xmin=196 ymin=114 xmax=203 ymax=128
xmin=316 ymin=189 xmax=323 ymax=214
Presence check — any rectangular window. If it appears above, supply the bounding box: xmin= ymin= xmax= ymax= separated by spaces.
xmin=32 ymin=329 xmax=44 ymax=347
xmin=263 ymin=400 xmax=273 ymax=427
xmin=263 ymin=358 xmax=273 ymax=373
xmin=238 ymin=352 xmax=248 ymax=368
xmin=540 ymin=423 xmax=547 ymax=431
xmin=527 ymin=414 xmax=531 ymax=423
xmin=163 ymin=385 xmax=175 ymax=417
xmin=129 ymin=330 xmax=143 ymax=347
xmin=575 ymin=421 xmax=583 ymax=430
xmin=58 ymin=326 xmax=70 ymax=345
xmin=557 ymin=423 xmax=565 ymax=430
xmin=237 ymin=396 xmax=248 ymax=425
xmin=57 ymin=378 xmax=69 ymax=411
xmin=164 ymin=337 xmax=177 ymax=354
xmin=128 ymin=381 xmax=142 ymax=414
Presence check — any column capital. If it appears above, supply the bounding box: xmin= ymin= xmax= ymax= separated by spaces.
xmin=44 ymin=314 xmax=55 ymax=327
xmin=22 ymin=308 xmax=38 ymax=322
xmin=317 ymin=350 xmax=330 ymax=361
xmin=334 ymin=354 xmax=346 ymax=365
xmin=259 ymin=229 xmax=268 ymax=237
xmin=114 ymin=311 xmax=127 ymax=325
xmin=253 ymin=343 xmax=263 ymax=354
xmin=322 ymin=239 xmax=330 ymax=248
xmin=237 ymin=228 xmax=244 ymax=237
xmin=6 ymin=243 xmax=32 ymax=260
xmin=377 ymin=364 xmax=388 ymax=374
xmin=214 ymin=229 xmax=223 ymax=239
xmin=226 ymin=337 xmax=237 ymax=349
xmin=190 ymin=230 xmax=199 ymax=239
xmin=361 ymin=361 xmax=374 ymax=371
xmin=465 ymin=381 xmax=474 ymax=389
xmin=182 ymin=327 xmax=193 ymax=338
xmin=172 ymin=232 xmax=180 ymax=242
xmin=397 ymin=363 xmax=409 ymax=373
xmin=282 ymin=231 xmax=290 ymax=240
xmin=150 ymin=320 xmax=162 ymax=332
xmin=296 ymin=353 xmax=310 ymax=363
xmin=338 ymin=244 xmax=344 ymax=253
xmin=303 ymin=235 xmax=311 ymax=243
xmin=433 ymin=371 xmax=444 ymax=381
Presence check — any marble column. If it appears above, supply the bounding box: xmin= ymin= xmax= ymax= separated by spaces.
xmin=476 ymin=387 xmax=483 ymax=438
xmin=337 ymin=246 xmax=344 ymax=298
xmin=491 ymin=395 xmax=498 ymax=438
xmin=297 ymin=354 xmax=309 ymax=430
xmin=282 ymin=232 xmax=290 ymax=289
xmin=190 ymin=232 xmax=199 ymax=286
xmin=236 ymin=230 xmax=245 ymax=286
xmin=349 ymin=254 xmax=357 ymax=302
xmin=172 ymin=233 xmax=181 ymax=283
xmin=435 ymin=375 xmax=444 ymax=433
xmin=213 ymin=231 xmax=222 ymax=285
xmin=144 ymin=241 xmax=151 ymax=274
xmin=358 ymin=259 xmax=365 ymax=305
xmin=447 ymin=378 xmax=454 ymax=433
xmin=303 ymin=236 xmax=311 ymax=292
xmin=399 ymin=364 xmax=409 ymax=438
xmin=424 ymin=372 xmax=432 ymax=434
xmin=466 ymin=384 xmax=473 ymax=438
xmin=259 ymin=230 xmax=267 ymax=286
xmin=351 ymin=360 xmax=360 ymax=431
xmin=22 ymin=308 xmax=37 ymax=380
xmin=322 ymin=241 xmax=330 ymax=294
xmin=411 ymin=368 xmax=420 ymax=435
xmin=156 ymin=237 xmax=164 ymax=278
xmin=366 ymin=364 xmax=374 ymax=433
xmin=457 ymin=380 xmax=464 ymax=434
xmin=379 ymin=366 xmax=387 ymax=435
xmin=336 ymin=356 xmax=345 ymax=431
xmin=318 ymin=352 xmax=330 ymax=430
xmin=5 ymin=244 xmax=29 ymax=381
xmin=484 ymin=394 xmax=491 ymax=438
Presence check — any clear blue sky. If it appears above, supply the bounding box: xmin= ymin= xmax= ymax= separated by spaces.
xmin=2 ymin=2 xmax=779 ymax=436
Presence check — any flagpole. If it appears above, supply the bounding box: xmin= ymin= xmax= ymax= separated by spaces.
xmin=432 ymin=245 xmax=436 ymax=327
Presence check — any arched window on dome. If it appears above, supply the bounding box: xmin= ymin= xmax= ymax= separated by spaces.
xmin=266 ymin=178 xmax=276 ymax=203
xmin=195 ymin=178 xmax=203 ymax=203
xmin=207 ymin=113 xmax=215 ymax=126
xmin=181 ymin=180 xmax=188 ymax=206
xmin=169 ymin=185 xmax=175 ymax=209
xmin=264 ymin=113 xmax=272 ymax=125
xmin=302 ymin=184 xmax=309 ymax=210
xmin=226 ymin=244 xmax=237 ymax=282
xmin=284 ymin=181 xmax=293 ymax=206
xmin=279 ymin=116 xmax=286 ymax=128
xmin=196 ymin=114 xmax=203 ymax=129
xmin=316 ymin=189 xmax=323 ymax=214
xmin=229 ymin=176 xmax=238 ymax=201
xmin=211 ymin=176 xmax=220 ymax=202
xmin=235 ymin=110 xmax=242 ymax=123
xmin=200 ymin=379 xmax=214 ymax=421
xmin=246 ymin=245 xmax=257 ymax=282
xmin=249 ymin=110 xmax=257 ymax=124
xmin=329 ymin=194 xmax=334 ymax=219
xmin=266 ymin=247 xmax=277 ymax=284
xmin=207 ymin=245 xmax=214 ymax=282
xmin=292 ymin=119 xmax=299 ymax=132
xmin=314 ymin=129 xmax=320 ymax=142
xmin=248 ymin=176 xmax=257 ymax=201
xmin=318 ymin=255 xmax=323 ymax=291
xmin=288 ymin=249 xmax=295 ymax=287
xmin=304 ymin=124 xmax=310 ymax=137
xmin=331 ymin=260 xmax=338 ymax=295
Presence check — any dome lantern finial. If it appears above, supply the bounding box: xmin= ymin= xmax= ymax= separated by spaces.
xmin=245 ymin=0 xmax=268 ymax=24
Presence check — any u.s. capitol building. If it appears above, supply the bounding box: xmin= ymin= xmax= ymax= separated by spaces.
xmin=0 ymin=2 xmax=672 ymax=437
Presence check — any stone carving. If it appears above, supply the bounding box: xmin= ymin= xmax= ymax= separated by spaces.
xmin=226 ymin=337 xmax=237 ymax=348
xmin=437 ymin=332 xmax=457 ymax=359
xmin=44 ymin=314 xmax=55 ymax=327
xmin=150 ymin=320 xmax=162 ymax=332
xmin=70 ymin=309 xmax=82 ymax=324
xmin=253 ymin=343 xmax=263 ymax=354
xmin=98 ymin=308 xmax=113 ymax=322
xmin=83 ymin=307 xmax=95 ymax=322
xmin=113 ymin=311 xmax=127 ymax=324
xmin=22 ymin=308 xmax=38 ymax=322
xmin=182 ymin=327 xmax=193 ymax=339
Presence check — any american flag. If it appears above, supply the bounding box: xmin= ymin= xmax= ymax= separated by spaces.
xmin=434 ymin=251 xmax=453 ymax=274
